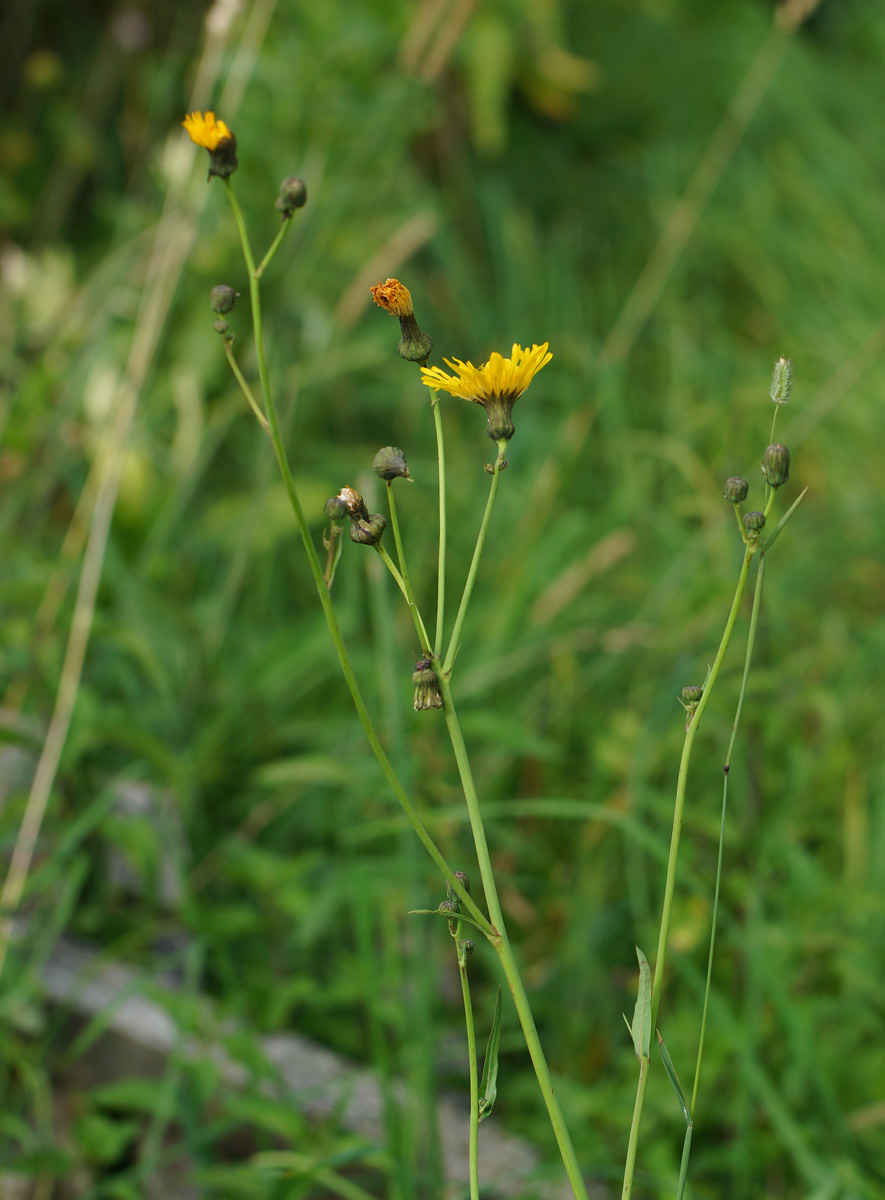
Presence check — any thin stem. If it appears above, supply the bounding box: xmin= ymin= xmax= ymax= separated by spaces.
xmin=387 ymin=483 xmax=433 ymax=653
xmin=621 ymin=1057 xmax=650 ymax=1200
xmin=621 ymin=544 xmax=755 ymax=1200
xmin=650 ymin=546 xmax=754 ymax=1029
xmin=221 ymin=338 xmax=271 ymax=431
xmin=255 ymin=215 xmax=293 ymax=279
xmin=436 ymin=670 xmax=589 ymax=1200
xmin=221 ymin=179 xmax=491 ymax=937
xmin=443 ymin=443 xmax=506 ymax=675
xmin=690 ymin=552 xmax=766 ymax=1117
xmin=431 ymin=395 xmax=447 ymax=657
xmin=457 ymin=932 xmax=481 ymax=1200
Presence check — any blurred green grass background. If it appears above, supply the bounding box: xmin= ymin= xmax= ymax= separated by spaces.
xmin=2 ymin=0 xmax=885 ymax=1196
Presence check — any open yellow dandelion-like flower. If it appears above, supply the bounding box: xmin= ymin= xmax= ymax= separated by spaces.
xmin=183 ymin=111 xmax=233 ymax=150
xmin=421 ymin=343 xmax=552 ymax=442
xmin=182 ymin=111 xmax=238 ymax=180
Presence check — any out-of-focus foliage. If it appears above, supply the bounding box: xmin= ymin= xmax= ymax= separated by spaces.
xmin=2 ymin=0 xmax=885 ymax=1196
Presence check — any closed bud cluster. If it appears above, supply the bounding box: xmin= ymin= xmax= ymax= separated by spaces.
xmin=333 ymin=486 xmax=386 ymax=545
xmin=413 ymin=657 xmax=442 ymax=711
xmin=276 ymin=176 xmax=308 ymax=217
xmin=761 ymin=443 xmax=790 ymax=489
xmin=373 ymin=446 xmax=412 ymax=481
xmin=724 ymin=476 xmax=749 ymax=503
xmin=349 ymin=514 xmax=387 ymax=545
xmin=210 ymin=285 xmax=238 ymax=314
xmin=770 ymin=356 xmax=793 ymax=405
xmin=743 ymin=510 xmax=766 ymax=533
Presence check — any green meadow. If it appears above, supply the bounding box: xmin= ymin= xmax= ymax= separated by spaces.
xmin=2 ymin=1 xmax=884 ymax=1196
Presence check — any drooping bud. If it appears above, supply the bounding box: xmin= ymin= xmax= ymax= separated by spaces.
xmin=454 ymin=871 xmax=471 ymax=896
xmin=723 ymin=476 xmax=749 ymax=503
xmin=349 ymin=513 xmax=387 ymax=545
xmin=412 ymin=657 xmax=442 ymax=711
xmin=276 ymin=176 xmax=307 ymax=217
xmin=761 ymin=443 xmax=790 ymax=489
xmin=210 ymin=285 xmax=238 ymax=314
xmin=373 ymin=446 xmax=412 ymax=481
xmin=743 ymin=510 xmax=766 ymax=533
xmin=770 ymin=357 xmax=793 ymax=405
xmin=681 ymin=686 xmax=704 ymax=705
xmin=324 ymin=495 xmax=349 ymax=520
xmin=370 ymin=278 xmax=434 ymax=364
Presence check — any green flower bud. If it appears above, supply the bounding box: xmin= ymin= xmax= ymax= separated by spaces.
xmin=412 ymin=657 xmax=442 ymax=711
xmin=454 ymin=871 xmax=471 ymax=896
xmin=349 ymin=513 xmax=387 ymax=545
xmin=276 ymin=176 xmax=308 ymax=217
xmin=459 ymin=939 xmax=475 ymax=957
xmin=438 ymin=898 xmax=459 ymax=936
xmin=324 ymin=496 xmax=348 ymax=519
xmin=210 ymin=285 xmax=238 ymax=314
xmin=213 ymin=319 xmax=230 ymax=335
xmin=743 ymin=510 xmax=766 ymax=532
xmin=373 ymin=446 xmax=412 ymax=481
xmin=681 ymin=685 xmax=703 ymax=705
xmin=723 ymin=476 xmax=749 ymax=503
xmin=761 ymin=443 xmax=790 ymax=489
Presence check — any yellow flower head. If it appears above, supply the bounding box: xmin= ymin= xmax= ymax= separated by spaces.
xmin=371 ymin=278 xmax=414 ymax=318
xmin=421 ymin=343 xmax=552 ymax=443
xmin=182 ymin=111 xmax=233 ymax=151
xmin=182 ymin=111 xmax=238 ymax=180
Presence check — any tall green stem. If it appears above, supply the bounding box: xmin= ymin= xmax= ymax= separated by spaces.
xmin=457 ymin=931 xmax=481 ymax=1200
xmin=431 ymin=396 xmax=447 ymax=657
xmin=443 ymin=444 xmax=506 ymax=675
xmin=222 ymin=180 xmax=489 ymax=935
xmin=690 ymin=552 xmax=766 ymax=1116
xmin=621 ymin=544 xmax=755 ymax=1200
xmin=436 ymin=671 xmax=589 ymax=1200
xmin=387 ymin=483 xmax=432 ymax=652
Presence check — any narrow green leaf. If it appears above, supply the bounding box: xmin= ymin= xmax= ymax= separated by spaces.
xmin=478 ymin=986 xmax=503 ymax=1121
xmin=657 ymin=1029 xmax=691 ymax=1126
xmin=408 ymin=907 xmax=488 ymax=934
xmin=628 ymin=946 xmax=651 ymax=1060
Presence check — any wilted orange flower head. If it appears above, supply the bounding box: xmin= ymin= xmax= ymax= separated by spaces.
xmin=371 ymin=278 xmax=414 ymax=319
xmin=182 ymin=111 xmax=234 ymax=151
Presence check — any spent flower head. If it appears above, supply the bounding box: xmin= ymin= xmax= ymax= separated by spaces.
xmin=371 ymin=278 xmax=434 ymax=363
xmin=182 ymin=110 xmax=238 ymax=180
xmin=421 ymin=343 xmax=552 ymax=443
